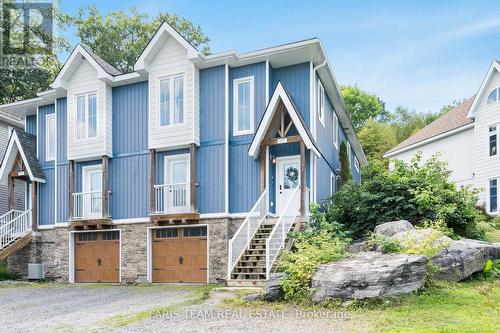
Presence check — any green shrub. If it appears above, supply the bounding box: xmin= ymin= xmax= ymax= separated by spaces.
xmin=400 ymin=230 xmax=450 ymax=258
xmin=367 ymin=233 xmax=403 ymax=253
xmin=0 ymin=262 xmax=19 ymax=281
xmin=325 ymin=154 xmax=486 ymax=240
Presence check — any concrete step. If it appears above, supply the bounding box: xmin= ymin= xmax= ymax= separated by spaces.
xmin=226 ymin=279 xmax=266 ymax=287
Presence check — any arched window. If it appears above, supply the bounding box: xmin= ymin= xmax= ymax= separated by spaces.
xmin=488 ymin=88 xmax=499 ymax=104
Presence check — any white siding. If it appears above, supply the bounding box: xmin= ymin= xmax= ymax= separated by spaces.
xmin=67 ymin=59 xmax=112 ymax=160
xmin=149 ymin=37 xmax=198 ymax=150
xmin=389 ymin=127 xmax=475 ymax=188
xmin=473 ymin=69 xmax=500 ymax=209
xmin=0 ymin=122 xmax=25 ymax=214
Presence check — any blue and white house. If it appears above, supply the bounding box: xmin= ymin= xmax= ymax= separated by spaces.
xmin=0 ymin=22 xmax=366 ymax=284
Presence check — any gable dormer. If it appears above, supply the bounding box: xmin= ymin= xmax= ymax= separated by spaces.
xmin=135 ymin=22 xmax=201 ymax=150
xmin=52 ymin=44 xmax=120 ymax=160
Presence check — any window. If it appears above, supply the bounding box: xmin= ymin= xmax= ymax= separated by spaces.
xmin=490 ymin=179 xmax=498 ymax=213
xmin=355 ymin=157 xmax=360 ymax=172
xmin=102 ymin=231 xmax=120 ymax=241
xmin=156 ymin=228 xmax=179 ymax=239
xmin=159 ymin=74 xmax=184 ymax=127
xmin=233 ymin=76 xmax=254 ymax=135
xmin=347 ymin=141 xmax=352 ymax=167
xmin=45 ymin=114 xmax=55 ymax=161
xmin=318 ymin=80 xmax=325 ymax=126
xmin=489 ymin=125 xmax=498 ymax=157
xmin=330 ymin=173 xmax=336 ymax=196
xmin=332 ymin=112 xmax=339 ymax=148
xmin=78 ymin=232 xmax=97 ymax=242
xmin=487 ymin=88 xmax=499 ymax=104
xmin=76 ymin=92 xmax=97 ymax=139
xmin=184 ymin=226 xmax=207 ymax=237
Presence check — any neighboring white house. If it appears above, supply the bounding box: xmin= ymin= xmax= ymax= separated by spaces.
xmin=385 ymin=60 xmax=500 ymax=215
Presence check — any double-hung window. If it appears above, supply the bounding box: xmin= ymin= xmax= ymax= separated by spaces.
xmin=333 ymin=112 xmax=339 ymax=148
xmin=489 ymin=125 xmax=498 ymax=157
xmin=76 ymin=92 xmax=97 ymax=140
xmin=159 ymin=74 xmax=184 ymax=127
xmin=355 ymin=156 xmax=360 ymax=172
xmin=347 ymin=141 xmax=352 ymax=167
xmin=233 ymin=76 xmax=254 ymax=135
xmin=330 ymin=172 xmax=336 ymax=196
xmin=490 ymin=179 xmax=498 ymax=213
xmin=45 ymin=114 xmax=55 ymax=161
xmin=318 ymin=80 xmax=325 ymax=126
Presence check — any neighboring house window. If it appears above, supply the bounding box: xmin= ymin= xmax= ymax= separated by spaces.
xmin=332 ymin=112 xmax=339 ymax=148
xmin=489 ymin=125 xmax=498 ymax=157
xmin=159 ymin=74 xmax=184 ymax=127
xmin=487 ymin=88 xmax=499 ymax=104
xmin=490 ymin=179 xmax=498 ymax=212
xmin=45 ymin=114 xmax=55 ymax=161
xmin=355 ymin=156 xmax=360 ymax=172
xmin=318 ymin=79 xmax=325 ymax=126
xmin=233 ymin=76 xmax=254 ymax=135
xmin=76 ymin=92 xmax=97 ymax=139
xmin=330 ymin=172 xmax=336 ymax=196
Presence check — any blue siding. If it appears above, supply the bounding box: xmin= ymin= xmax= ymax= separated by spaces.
xmin=198 ymin=145 xmax=225 ymax=214
xmin=57 ymin=164 xmax=69 ymax=222
xmin=229 ymin=143 xmax=260 ymax=213
xmin=109 ymin=154 xmax=150 ymax=219
xmin=25 ymin=115 xmax=36 ymax=135
xmin=112 ymin=82 xmax=148 ymax=155
xmin=200 ymin=66 xmax=225 ymax=143
xmin=316 ymin=157 xmax=334 ymax=205
xmin=56 ymin=98 xmax=67 ymax=162
xmin=39 ymin=168 xmax=55 ymax=225
xmin=271 ymin=63 xmax=311 ymax=125
xmin=75 ymin=160 xmax=101 ymax=193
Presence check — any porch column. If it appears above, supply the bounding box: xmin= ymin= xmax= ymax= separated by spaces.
xmin=8 ymin=176 xmax=14 ymax=210
xmin=190 ymin=143 xmax=197 ymax=212
xmin=300 ymin=140 xmax=306 ymax=217
xmin=69 ymin=160 xmax=74 ymax=219
xmin=31 ymin=182 xmax=38 ymax=231
xmin=259 ymin=147 xmax=266 ymax=193
xmin=150 ymin=149 xmax=156 ymax=214
xmin=102 ymin=156 xmax=109 ymax=218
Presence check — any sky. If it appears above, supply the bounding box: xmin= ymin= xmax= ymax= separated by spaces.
xmin=58 ymin=0 xmax=500 ymax=113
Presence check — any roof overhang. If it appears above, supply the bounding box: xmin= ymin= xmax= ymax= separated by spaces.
xmin=249 ymin=82 xmax=320 ymax=159
xmin=134 ymin=21 xmax=201 ymax=75
xmin=0 ymin=130 xmax=45 ymax=185
xmin=467 ymin=60 xmax=500 ymax=118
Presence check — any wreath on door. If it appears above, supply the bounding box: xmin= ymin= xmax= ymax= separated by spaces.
xmin=286 ymin=166 xmax=299 ymax=183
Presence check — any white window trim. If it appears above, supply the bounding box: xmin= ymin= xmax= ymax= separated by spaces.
xmin=355 ymin=156 xmax=360 ymax=172
xmin=487 ymin=177 xmax=499 ymax=214
xmin=347 ymin=141 xmax=352 ymax=167
xmin=332 ymin=112 xmax=339 ymax=149
xmin=82 ymin=165 xmax=102 ymax=193
xmin=487 ymin=124 xmax=499 ymax=158
xmin=45 ymin=113 xmax=55 ymax=161
xmin=75 ymin=91 xmax=98 ymax=141
xmin=487 ymin=87 xmax=500 ymax=105
xmin=318 ymin=79 xmax=325 ymax=127
xmin=330 ymin=172 xmax=336 ymax=196
xmin=158 ymin=73 xmax=186 ymax=128
xmin=233 ymin=76 xmax=255 ymax=136
xmin=164 ymin=154 xmax=191 ymax=213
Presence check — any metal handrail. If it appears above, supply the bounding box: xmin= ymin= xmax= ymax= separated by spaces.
xmin=153 ymin=183 xmax=191 ymax=214
xmin=0 ymin=209 xmax=32 ymax=250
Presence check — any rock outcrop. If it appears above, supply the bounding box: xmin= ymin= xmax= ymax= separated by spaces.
xmin=311 ymin=252 xmax=428 ymax=302
xmin=374 ymin=220 xmax=414 ymax=237
xmin=264 ymin=273 xmax=284 ymax=301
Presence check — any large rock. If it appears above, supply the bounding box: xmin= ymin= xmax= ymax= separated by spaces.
xmin=311 ymin=252 xmax=428 ymax=301
xmin=431 ymin=239 xmax=500 ymax=281
xmin=374 ymin=220 xmax=414 ymax=237
xmin=264 ymin=273 xmax=284 ymax=301
xmin=391 ymin=229 xmax=453 ymax=248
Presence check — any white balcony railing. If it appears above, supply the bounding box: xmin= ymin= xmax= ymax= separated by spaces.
xmin=0 ymin=209 xmax=32 ymax=250
xmin=153 ymin=183 xmax=190 ymax=214
xmin=0 ymin=210 xmax=24 ymax=227
xmin=72 ymin=191 xmax=108 ymax=220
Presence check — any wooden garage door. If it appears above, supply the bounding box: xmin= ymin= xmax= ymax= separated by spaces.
xmin=75 ymin=231 xmax=120 ymax=283
xmin=152 ymin=226 xmax=208 ymax=283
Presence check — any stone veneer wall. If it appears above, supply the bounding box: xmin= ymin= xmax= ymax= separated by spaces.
xmin=7 ymin=218 xmax=244 ymax=284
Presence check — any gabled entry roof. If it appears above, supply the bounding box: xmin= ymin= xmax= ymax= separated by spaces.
xmin=0 ymin=129 xmax=45 ymax=185
xmin=249 ymin=82 xmax=320 ymax=159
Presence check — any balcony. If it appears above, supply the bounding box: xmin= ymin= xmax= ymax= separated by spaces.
xmin=150 ymin=183 xmax=199 ymax=223
xmin=71 ymin=191 xmax=111 ymax=226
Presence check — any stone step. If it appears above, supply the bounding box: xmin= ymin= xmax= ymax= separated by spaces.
xmin=226 ymin=279 xmax=266 ymax=287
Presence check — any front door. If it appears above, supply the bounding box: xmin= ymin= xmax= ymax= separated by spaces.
xmin=165 ymin=156 xmax=190 ymax=213
xmin=276 ymin=156 xmax=300 ymax=215
xmin=83 ymin=166 xmax=102 ymax=218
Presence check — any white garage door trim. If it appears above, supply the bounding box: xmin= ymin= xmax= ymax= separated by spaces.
xmin=68 ymin=229 xmax=122 ymax=283
xmin=147 ymin=224 xmax=209 ymax=284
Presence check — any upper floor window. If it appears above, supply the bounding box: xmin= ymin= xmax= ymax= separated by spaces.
xmin=318 ymin=80 xmax=325 ymax=126
xmin=45 ymin=114 xmax=55 ymax=161
xmin=233 ymin=76 xmax=254 ymax=136
xmin=160 ymin=74 xmax=184 ymax=127
xmin=489 ymin=125 xmax=498 ymax=157
xmin=487 ymin=88 xmax=499 ymax=104
xmin=76 ymin=92 xmax=97 ymax=140
xmin=330 ymin=172 xmax=336 ymax=196
xmin=332 ymin=112 xmax=339 ymax=148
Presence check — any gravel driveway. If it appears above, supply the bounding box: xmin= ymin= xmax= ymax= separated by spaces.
xmin=0 ymin=282 xmax=357 ymax=333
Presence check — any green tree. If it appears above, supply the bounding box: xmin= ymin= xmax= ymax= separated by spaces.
xmin=358 ymin=119 xmax=397 ymax=161
xmin=69 ymin=5 xmax=210 ymax=73
xmin=338 ymin=141 xmax=351 ymax=187
xmin=389 ymin=106 xmax=443 ymax=143
xmin=340 ymin=85 xmax=387 ymax=129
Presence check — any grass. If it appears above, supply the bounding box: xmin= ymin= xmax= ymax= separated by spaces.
xmin=0 ymin=262 xmax=19 ymax=281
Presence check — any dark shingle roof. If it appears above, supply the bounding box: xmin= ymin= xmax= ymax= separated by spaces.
xmin=79 ymin=44 xmax=122 ymax=76
xmin=14 ymin=130 xmax=45 ymax=181
xmin=386 ymin=96 xmax=475 ymax=155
